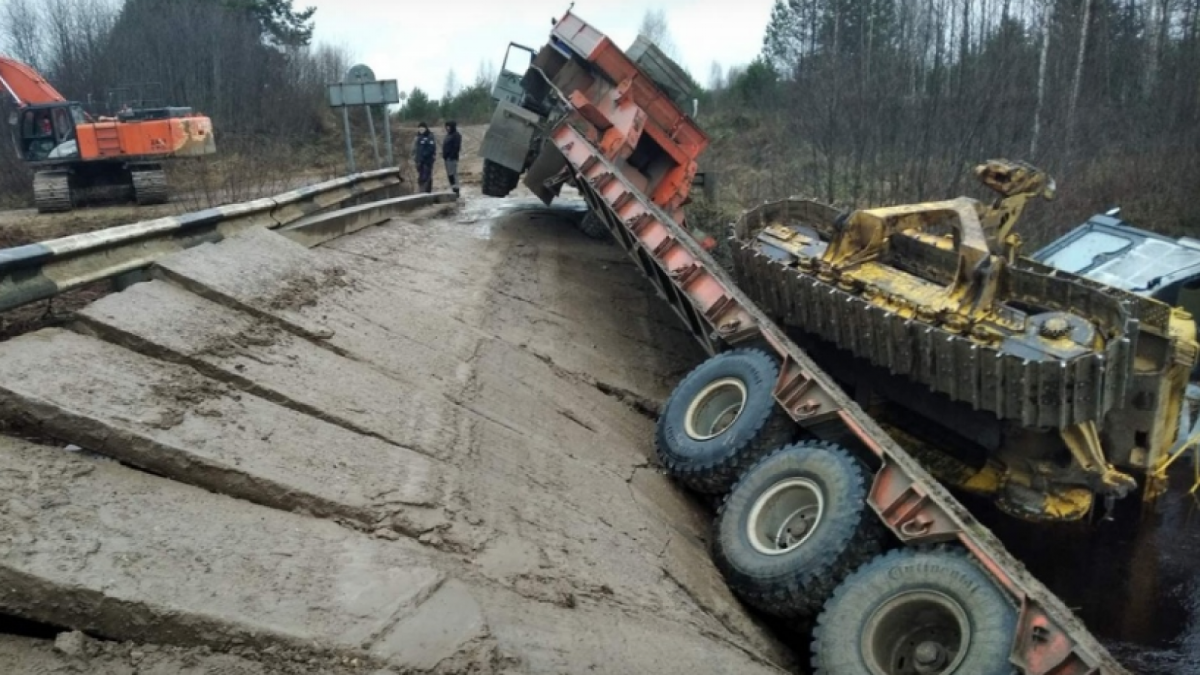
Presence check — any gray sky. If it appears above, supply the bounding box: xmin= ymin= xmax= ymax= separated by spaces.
xmin=307 ymin=0 xmax=775 ymax=99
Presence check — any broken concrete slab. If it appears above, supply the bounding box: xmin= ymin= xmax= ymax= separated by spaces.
xmin=0 ymin=438 xmax=492 ymax=671
xmin=148 ymin=227 xmax=478 ymax=385
xmin=74 ymin=279 xmax=461 ymax=461
xmin=148 ymin=226 xmax=665 ymax=475
xmin=0 ymin=328 xmax=449 ymax=533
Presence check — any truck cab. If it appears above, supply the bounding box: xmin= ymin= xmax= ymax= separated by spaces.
xmin=1032 ymin=211 xmax=1200 ymax=375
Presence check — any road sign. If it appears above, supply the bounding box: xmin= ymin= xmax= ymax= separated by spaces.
xmin=327 ymin=64 xmax=399 ymax=173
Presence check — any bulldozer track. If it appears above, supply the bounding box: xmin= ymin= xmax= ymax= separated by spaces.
xmin=132 ymin=168 xmax=169 ymax=205
xmin=32 ymin=171 xmax=71 ymax=214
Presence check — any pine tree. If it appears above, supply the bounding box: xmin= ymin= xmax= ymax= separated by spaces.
xmin=761 ymin=0 xmax=801 ymax=74
xmin=222 ymin=0 xmax=316 ymax=47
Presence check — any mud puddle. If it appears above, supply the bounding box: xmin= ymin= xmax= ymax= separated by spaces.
xmin=973 ymin=469 xmax=1199 ymax=674
xmin=455 ymin=192 xmax=589 ymax=241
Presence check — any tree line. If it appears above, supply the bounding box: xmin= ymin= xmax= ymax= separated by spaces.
xmin=0 ymin=0 xmax=363 ymax=208
xmin=1 ymin=0 xmax=348 ymax=140
xmin=394 ymin=63 xmax=498 ymax=126
xmin=700 ymin=0 xmax=1200 ymax=241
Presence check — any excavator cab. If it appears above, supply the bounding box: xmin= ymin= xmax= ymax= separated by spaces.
xmin=11 ymin=102 xmax=81 ymax=161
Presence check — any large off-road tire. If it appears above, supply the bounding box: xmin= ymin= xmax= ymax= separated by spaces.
xmin=813 ymin=548 xmax=1017 ymax=675
xmin=712 ymin=441 xmax=884 ymax=617
xmin=577 ymin=212 xmax=611 ymax=241
xmin=481 ymin=159 xmax=520 ymax=198
xmin=656 ymin=349 xmax=796 ymax=494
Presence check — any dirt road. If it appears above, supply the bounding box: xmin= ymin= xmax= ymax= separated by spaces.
xmin=0 ymin=185 xmax=797 ymax=674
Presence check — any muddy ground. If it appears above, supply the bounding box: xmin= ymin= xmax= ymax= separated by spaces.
xmin=0 ymin=186 xmax=801 ymax=674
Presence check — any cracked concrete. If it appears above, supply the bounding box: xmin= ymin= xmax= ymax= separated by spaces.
xmin=0 ymin=189 xmax=796 ymax=673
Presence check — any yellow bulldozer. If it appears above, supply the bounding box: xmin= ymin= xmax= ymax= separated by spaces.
xmin=731 ymin=160 xmax=1199 ymax=522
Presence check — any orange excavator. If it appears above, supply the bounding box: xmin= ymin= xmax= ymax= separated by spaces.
xmin=1 ymin=56 xmax=216 ymax=213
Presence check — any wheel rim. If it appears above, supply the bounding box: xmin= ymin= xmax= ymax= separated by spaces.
xmin=746 ymin=477 xmax=825 ymax=555
xmin=683 ymin=377 xmax=748 ymax=441
xmin=861 ymin=590 xmax=971 ymax=675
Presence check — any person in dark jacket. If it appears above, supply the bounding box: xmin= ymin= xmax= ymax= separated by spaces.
xmin=442 ymin=121 xmax=462 ymax=196
xmin=412 ymin=121 xmax=437 ymax=193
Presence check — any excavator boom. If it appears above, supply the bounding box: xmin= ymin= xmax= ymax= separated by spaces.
xmin=0 ymin=56 xmax=66 ymax=107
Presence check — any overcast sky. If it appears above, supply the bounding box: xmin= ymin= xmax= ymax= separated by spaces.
xmin=307 ymin=0 xmax=775 ymax=99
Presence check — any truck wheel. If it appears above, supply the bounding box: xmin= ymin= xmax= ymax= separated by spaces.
xmin=656 ymin=349 xmax=795 ymax=494
xmin=577 ymin=212 xmax=611 ymax=241
xmin=482 ymin=160 xmax=520 ymax=198
xmin=813 ymin=548 xmax=1017 ymax=675
xmin=712 ymin=442 xmax=882 ymax=617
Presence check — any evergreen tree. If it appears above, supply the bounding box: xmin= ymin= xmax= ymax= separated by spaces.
xmin=222 ymin=0 xmax=316 ymax=47
xmin=761 ymin=0 xmax=802 ymax=75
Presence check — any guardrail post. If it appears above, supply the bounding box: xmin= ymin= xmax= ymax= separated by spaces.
xmin=382 ymin=107 xmax=395 ymax=167
xmin=342 ymin=107 xmax=356 ymax=173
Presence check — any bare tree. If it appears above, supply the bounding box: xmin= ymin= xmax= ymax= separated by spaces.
xmin=716 ymin=0 xmax=1200 ymax=250
xmin=1065 ymin=0 xmax=1094 ymax=163
xmin=1 ymin=0 xmax=44 ymax=69
xmin=1030 ymin=0 xmax=1053 ymax=159
xmin=708 ymin=61 xmax=725 ymax=90
xmin=475 ymin=59 xmax=496 ymax=87
xmin=637 ymin=8 xmax=680 ymax=60
xmin=444 ymin=69 xmax=458 ymax=99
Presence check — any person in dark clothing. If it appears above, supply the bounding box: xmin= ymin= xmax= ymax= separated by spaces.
xmin=442 ymin=120 xmax=462 ymax=196
xmin=412 ymin=121 xmax=437 ymax=193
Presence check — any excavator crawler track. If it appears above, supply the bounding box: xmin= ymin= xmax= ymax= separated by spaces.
xmin=132 ymin=168 xmax=169 ymax=206
xmin=33 ymin=171 xmax=72 ymax=213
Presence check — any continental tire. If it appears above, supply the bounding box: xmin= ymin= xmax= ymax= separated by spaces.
xmin=813 ymin=548 xmax=1017 ymax=675
xmin=655 ymin=349 xmax=795 ymax=494
xmin=482 ymin=160 xmax=519 ymax=197
xmin=712 ymin=442 xmax=883 ymax=617
xmin=577 ymin=212 xmax=610 ymax=240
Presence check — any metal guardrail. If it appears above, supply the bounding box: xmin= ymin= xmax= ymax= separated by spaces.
xmin=279 ymin=191 xmax=457 ymax=249
xmin=0 ymin=168 xmax=410 ymax=313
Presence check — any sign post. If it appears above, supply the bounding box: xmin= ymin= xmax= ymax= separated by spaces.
xmin=327 ymin=64 xmax=400 ymax=174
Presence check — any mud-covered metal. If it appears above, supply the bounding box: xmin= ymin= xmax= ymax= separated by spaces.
xmin=729 ymin=169 xmax=1199 ymax=518
xmin=729 ymin=182 xmax=1162 ymax=430
xmin=480 ymin=101 xmax=541 ymax=173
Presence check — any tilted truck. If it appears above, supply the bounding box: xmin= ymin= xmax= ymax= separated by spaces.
xmin=478 ymin=31 xmax=708 ymax=242
xmin=475 ymin=8 xmax=1197 ymax=674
